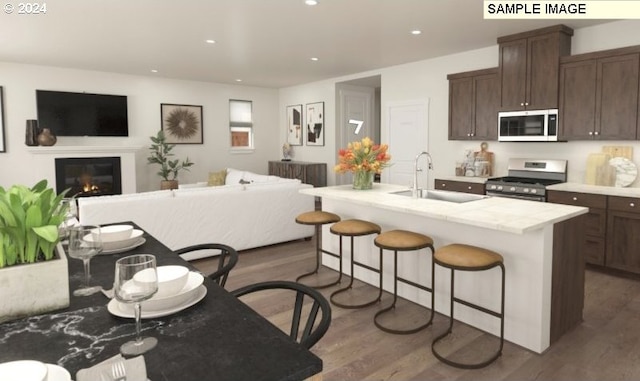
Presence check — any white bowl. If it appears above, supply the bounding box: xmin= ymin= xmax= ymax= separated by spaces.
xmin=141 ymin=271 xmax=204 ymax=311
xmin=0 ymin=360 xmax=48 ymax=381
xmin=84 ymin=229 xmax=144 ymax=251
xmin=134 ymin=265 xmax=190 ymax=298
xmin=94 ymin=224 xmax=133 ymax=242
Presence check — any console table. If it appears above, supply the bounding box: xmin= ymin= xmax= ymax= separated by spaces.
xmin=269 ymin=161 xmax=327 ymax=187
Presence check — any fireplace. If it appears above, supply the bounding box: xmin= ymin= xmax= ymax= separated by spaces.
xmin=55 ymin=157 xmax=122 ymax=197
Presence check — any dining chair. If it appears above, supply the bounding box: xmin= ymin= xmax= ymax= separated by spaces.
xmin=231 ymin=280 xmax=332 ymax=349
xmin=174 ymin=243 xmax=239 ymax=288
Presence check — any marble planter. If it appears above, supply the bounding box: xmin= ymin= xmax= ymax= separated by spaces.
xmin=0 ymin=243 xmax=70 ymax=323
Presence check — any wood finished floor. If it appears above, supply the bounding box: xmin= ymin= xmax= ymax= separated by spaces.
xmin=191 ymin=237 xmax=640 ymax=381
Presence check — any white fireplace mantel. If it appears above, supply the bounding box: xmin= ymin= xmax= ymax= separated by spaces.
xmin=27 ymin=146 xmax=143 ymax=154
xmin=27 ymin=145 xmax=142 ymax=194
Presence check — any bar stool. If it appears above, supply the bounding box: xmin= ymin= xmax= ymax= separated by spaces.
xmin=295 ymin=211 xmax=342 ymax=289
xmin=431 ymin=243 xmax=505 ymax=369
xmin=373 ymin=229 xmax=435 ymax=334
xmin=329 ymin=219 xmax=382 ymax=309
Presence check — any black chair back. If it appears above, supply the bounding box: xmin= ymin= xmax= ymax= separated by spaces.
xmin=231 ymin=280 xmax=331 ymax=349
xmin=174 ymin=243 xmax=238 ymax=288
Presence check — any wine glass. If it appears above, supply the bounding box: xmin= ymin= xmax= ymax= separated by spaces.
xmin=57 ymin=197 xmax=78 ymax=241
xmin=68 ymin=225 xmax=103 ymax=296
xmin=114 ymin=254 xmax=159 ymax=356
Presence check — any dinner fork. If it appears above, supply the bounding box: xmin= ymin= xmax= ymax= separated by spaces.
xmin=111 ymin=360 xmax=127 ymax=381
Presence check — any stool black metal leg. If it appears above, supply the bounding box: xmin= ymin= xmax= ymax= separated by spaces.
xmin=330 ymin=236 xmax=382 ymax=309
xmin=432 ymin=263 xmax=505 ymax=369
xmin=296 ymin=224 xmax=342 ymax=289
xmin=374 ymin=246 xmax=435 ymax=334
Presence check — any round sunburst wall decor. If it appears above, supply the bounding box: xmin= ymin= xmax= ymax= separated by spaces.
xmin=160 ymin=104 xmax=203 ymax=144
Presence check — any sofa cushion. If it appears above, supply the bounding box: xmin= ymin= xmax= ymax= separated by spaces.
xmin=225 ymin=168 xmax=245 ymax=184
xmin=208 ymin=169 xmax=227 ymax=186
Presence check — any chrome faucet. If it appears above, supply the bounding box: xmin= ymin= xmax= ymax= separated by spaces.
xmin=413 ymin=151 xmax=433 ymax=198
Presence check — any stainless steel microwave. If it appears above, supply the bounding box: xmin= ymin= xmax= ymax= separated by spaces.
xmin=498 ymin=109 xmax=558 ymax=142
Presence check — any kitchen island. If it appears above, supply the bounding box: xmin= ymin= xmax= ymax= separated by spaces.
xmin=301 ymin=183 xmax=588 ymax=354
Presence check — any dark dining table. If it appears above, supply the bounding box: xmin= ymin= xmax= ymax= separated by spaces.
xmin=0 ymin=222 xmax=322 ymax=381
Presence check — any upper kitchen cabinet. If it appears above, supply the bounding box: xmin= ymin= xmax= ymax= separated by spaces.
xmin=498 ymin=25 xmax=573 ymax=111
xmin=448 ymin=68 xmax=500 ymax=140
xmin=559 ymin=46 xmax=640 ymax=140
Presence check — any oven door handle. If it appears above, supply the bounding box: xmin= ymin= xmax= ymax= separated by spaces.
xmin=485 ymin=191 xmax=545 ymax=202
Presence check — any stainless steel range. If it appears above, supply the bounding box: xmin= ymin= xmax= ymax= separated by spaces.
xmin=485 ymin=158 xmax=567 ymax=202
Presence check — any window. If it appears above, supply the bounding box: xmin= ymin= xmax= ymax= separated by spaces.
xmin=229 ymin=99 xmax=253 ymax=149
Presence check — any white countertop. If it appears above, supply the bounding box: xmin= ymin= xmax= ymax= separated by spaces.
xmin=302 ymin=183 xmax=588 ymax=235
xmin=434 ymin=175 xmax=489 ymax=184
xmin=548 ymin=182 xmax=640 ymax=198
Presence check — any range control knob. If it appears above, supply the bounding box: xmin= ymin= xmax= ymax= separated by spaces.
xmin=497 ymin=186 xmax=503 ymax=191
xmin=523 ymin=188 xmax=530 ymax=193
xmin=531 ymin=189 xmax=537 ymax=194
xmin=509 ymin=187 xmax=516 ymax=192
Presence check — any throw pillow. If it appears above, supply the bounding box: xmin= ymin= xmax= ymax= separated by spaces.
xmin=208 ymin=169 xmax=227 ymax=186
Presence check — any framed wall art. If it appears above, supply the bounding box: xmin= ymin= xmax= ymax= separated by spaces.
xmin=160 ymin=103 xmax=203 ymax=144
xmin=0 ymin=86 xmax=5 ymax=153
xmin=286 ymin=104 xmax=303 ymax=146
xmin=305 ymin=101 xmax=324 ymax=146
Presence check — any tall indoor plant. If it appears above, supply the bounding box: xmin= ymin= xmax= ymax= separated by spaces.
xmin=147 ymin=130 xmax=195 ymax=190
xmin=0 ymin=180 xmax=71 ymax=322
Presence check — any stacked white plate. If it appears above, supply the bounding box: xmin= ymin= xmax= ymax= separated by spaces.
xmin=108 ymin=271 xmax=206 ymax=318
xmin=84 ymin=228 xmax=146 ymax=254
xmin=0 ymin=360 xmax=71 ymax=381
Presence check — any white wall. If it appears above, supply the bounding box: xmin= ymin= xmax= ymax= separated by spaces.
xmin=280 ymin=20 xmax=640 ymax=187
xmin=0 ymin=63 xmax=280 ymax=191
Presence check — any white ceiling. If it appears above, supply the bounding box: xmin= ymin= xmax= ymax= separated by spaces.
xmin=0 ymin=0 xmax=611 ymax=88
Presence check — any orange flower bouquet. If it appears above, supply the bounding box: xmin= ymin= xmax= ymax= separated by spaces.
xmin=334 ymin=137 xmax=391 ymax=189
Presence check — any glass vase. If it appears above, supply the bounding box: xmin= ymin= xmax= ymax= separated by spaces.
xmin=352 ymin=170 xmax=374 ymax=190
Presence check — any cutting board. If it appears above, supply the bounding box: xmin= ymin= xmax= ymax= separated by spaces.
xmin=602 ymin=146 xmax=633 ymax=160
xmin=585 ymin=153 xmax=612 ymax=185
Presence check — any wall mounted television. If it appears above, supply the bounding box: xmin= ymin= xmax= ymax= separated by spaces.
xmin=36 ymin=90 xmax=129 ymax=137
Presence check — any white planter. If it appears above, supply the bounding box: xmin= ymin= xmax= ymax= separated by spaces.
xmin=0 ymin=243 xmax=70 ymax=323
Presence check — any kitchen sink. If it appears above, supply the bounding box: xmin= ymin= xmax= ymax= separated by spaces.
xmin=390 ymin=189 xmax=488 ymax=203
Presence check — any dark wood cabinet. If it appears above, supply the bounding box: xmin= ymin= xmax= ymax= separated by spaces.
xmin=434 ymin=179 xmax=485 ymax=195
xmin=268 ymin=161 xmax=326 ymax=188
xmin=498 ymin=25 xmax=573 ymax=111
xmin=606 ymin=196 xmax=640 ymax=274
xmin=560 ymin=48 xmax=640 ymax=140
xmin=447 ymin=68 xmax=500 ymax=141
xmin=547 ymin=190 xmax=607 ymax=266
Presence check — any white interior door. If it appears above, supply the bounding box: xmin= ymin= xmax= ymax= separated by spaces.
xmin=385 ymin=100 xmax=429 ymax=188
xmin=337 ymin=85 xmax=375 ymax=185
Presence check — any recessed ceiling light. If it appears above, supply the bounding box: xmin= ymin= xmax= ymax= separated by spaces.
xmin=151 ymin=69 xmax=158 ymax=73
xmin=305 ymin=0 xmax=318 ymax=5
xmin=235 ymin=79 xmax=243 ymax=82
xmin=411 ymin=30 xmax=422 ymax=35
xmin=310 ymin=57 xmax=319 ymax=61
xmin=205 ymin=39 xmax=216 ymax=44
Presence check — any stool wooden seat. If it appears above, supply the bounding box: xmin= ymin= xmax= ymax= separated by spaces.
xmin=431 ymin=243 xmax=505 ymax=369
xmin=329 ymin=219 xmax=382 ymax=309
xmin=373 ymin=230 xmax=435 ymax=334
xmin=295 ymin=211 xmax=342 ymax=289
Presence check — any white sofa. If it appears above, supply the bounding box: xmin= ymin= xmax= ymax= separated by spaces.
xmin=78 ymin=170 xmax=315 ymax=261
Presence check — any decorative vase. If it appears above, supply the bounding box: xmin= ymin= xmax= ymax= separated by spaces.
xmin=25 ymin=120 xmax=39 ymax=146
xmin=161 ymin=180 xmax=179 ymax=190
xmin=36 ymin=128 xmax=57 ymax=146
xmin=352 ymin=170 xmax=374 ymax=190
xmin=0 ymin=243 xmax=69 ymax=323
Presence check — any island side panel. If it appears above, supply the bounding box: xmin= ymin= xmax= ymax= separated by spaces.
xmin=320 ymin=197 xmax=553 ymax=353
xmin=551 ymin=213 xmax=586 ymax=344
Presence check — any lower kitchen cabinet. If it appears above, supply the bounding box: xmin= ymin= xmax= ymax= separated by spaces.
xmin=606 ymin=196 xmax=640 ymax=274
xmin=434 ymin=179 xmax=485 ymax=195
xmin=548 ymin=190 xmax=640 ymax=274
xmin=547 ymin=190 xmax=606 ymax=266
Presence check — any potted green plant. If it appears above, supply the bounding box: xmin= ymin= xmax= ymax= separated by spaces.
xmin=0 ymin=180 xmax=71 ymax=322
xmin=147 ymin=130 xmax=195 ymax=190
